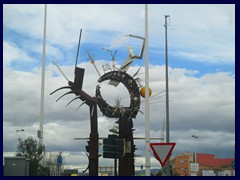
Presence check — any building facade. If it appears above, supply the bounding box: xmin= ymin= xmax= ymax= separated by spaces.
xmin=170 ymin=152 xmax=193 ymax=176
xmin=170 ymin=153 xmax=234 ymax=176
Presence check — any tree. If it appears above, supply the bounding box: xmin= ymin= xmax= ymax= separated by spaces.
xmin=45 ymin=152 xmax=65 ymax=176
xmin=16 ymin=136 xmax=48 ymax=176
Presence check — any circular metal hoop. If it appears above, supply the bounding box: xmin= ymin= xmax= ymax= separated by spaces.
xmin=96 ymin=71 xmax=140 ymax=119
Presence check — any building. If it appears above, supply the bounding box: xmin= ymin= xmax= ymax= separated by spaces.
xmin=4 ymin=156 xmax=29 ymax=176
xmin=170 ymin=153 xmax=234 ymax=176
xmin=197 ymin=153 xmax=234 ymax=176
xmin=170 ymin=152 xmax=193 ymax=176
xmin=98 ymin=165 xmax=114 ymax=176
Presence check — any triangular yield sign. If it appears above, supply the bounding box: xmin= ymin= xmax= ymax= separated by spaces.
xmin=150 ymin=143 xmax=176 ymax=167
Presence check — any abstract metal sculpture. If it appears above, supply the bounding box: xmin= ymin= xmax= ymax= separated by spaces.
xmin=50 ymin=30 xmax=145 ymax=176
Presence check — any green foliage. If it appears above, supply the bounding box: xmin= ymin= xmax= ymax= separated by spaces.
xmin=16 ymin=136 xmax=48 ymax=176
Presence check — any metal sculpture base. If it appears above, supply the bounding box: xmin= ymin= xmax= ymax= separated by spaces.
xmin=118 ymin=114 xmax=135 ymax=176
xmin=89 ymin=104 xmax=99 ymax=176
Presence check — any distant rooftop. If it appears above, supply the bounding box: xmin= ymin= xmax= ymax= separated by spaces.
xmin=197 ymin=153 xmax=233 ymax=168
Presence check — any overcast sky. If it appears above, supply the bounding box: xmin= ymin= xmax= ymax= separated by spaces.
xmin=3 ymin=4 xmax=235 ymax=171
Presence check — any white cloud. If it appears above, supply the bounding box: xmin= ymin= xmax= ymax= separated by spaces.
xmin=3 ymin=41 xmax=33 ymax=67
xmin=3 ymin=4 xmax=235 ymax=64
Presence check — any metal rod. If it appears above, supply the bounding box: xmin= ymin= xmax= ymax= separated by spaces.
xmin=165 ymin=14 xmax=170 ymax=176
xmin=52 ymin=59 xmax=69 ymax=82
xmin=86 ymin=49 xmax=101 ymax=76
xmin=75 ymin=29 xmax=82 ymax=67
xmin=144 ymin=4 xmax=151 ymax=176
xmin=39 ymin=4 xmax=47 ymax=145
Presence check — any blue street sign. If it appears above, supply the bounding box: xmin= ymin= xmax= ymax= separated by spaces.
xmin=57 ymin=155 xmax=62 ymax=166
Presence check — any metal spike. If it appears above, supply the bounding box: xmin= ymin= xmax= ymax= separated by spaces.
xmin=111 ymin=108 xmax=118 ymax=117
xmin=76 ymin=101 xmax=86 ymax=111
xmin=52 ymin=59 xmax=70 ymax=82
xmin=133 ymin=67 xmax=141 ymax=78
xmin=50 ymin=86 xmax=71 ymax=95
xmin=56 ymin=91 xmax=75 ymax=102
xmin=65 ymin=96 xmax=81 ymax=107
xmin=138 ymin=109 xmax=144 ymax=114
xmin=82 ymin=153 xmax=89 ymax=174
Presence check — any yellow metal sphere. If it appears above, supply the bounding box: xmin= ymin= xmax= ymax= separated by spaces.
xmin=140 ymin=87 xmax=152 ymax=98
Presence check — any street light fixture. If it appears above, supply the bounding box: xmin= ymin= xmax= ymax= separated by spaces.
xmin=16 ymin=129 xmax=24 ymax=133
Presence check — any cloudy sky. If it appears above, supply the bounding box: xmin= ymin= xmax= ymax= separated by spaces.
xmin=3 ymin=4 xmax=235 ymax=171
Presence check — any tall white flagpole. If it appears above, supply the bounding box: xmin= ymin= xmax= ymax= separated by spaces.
xmin=39 ymin=4 xmax=47 ymax=145
xmin=145 ymin=4 xmax=151 ymax=176
xmin=164 ymin=15 xmax=170 ymax=176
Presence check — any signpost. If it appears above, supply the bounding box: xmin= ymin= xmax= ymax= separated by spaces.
xmin=190 ymin=163 xmax=199 ymax=172
xmin=57 ymin=154 xmax=62 ymax=176
xmin=57 ymin=155 xmax=62 ymax=166
xmin=150 ymin=143 xmax=176 ymax=167
xmin=103 ymin=134 xmax=125 ymax=159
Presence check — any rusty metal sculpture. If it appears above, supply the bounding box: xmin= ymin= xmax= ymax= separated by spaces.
xmin=51 ymin=30 xmax=145 ymax=176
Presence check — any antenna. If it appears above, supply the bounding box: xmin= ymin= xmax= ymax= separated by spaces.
xmin=75 ymin=29 xmax=82 ymax=68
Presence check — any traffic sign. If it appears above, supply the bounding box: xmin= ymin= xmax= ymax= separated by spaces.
xmin=57 ymin=155 xmax=62 ymax=166
xmin=190 ymin=163 xmax=199 ymax=172
xmin=150 ymin=142 xmax=176 ymax=167
xmin=103 ymin=134 xmax=125 ymax=159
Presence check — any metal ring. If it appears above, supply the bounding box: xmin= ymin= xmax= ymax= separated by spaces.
xmin=96 ymin=71 xmax=140 ymax=119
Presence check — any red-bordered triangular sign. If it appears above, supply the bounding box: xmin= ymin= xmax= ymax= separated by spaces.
xmin=150 ymin=143 xmax=176 ymax=167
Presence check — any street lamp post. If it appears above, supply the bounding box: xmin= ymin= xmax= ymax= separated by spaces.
xmin=16 ymin=129 xmax=24 ymax=154
xmin=192 ymin=135 xmax=198 ymax=176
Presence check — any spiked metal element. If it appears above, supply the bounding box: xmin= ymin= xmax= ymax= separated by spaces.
xmin=82 ymin=153 xmax=90 ymax=174
xmin=133 ymin=67 xmax=141 ymax=78
xmin=65 ymin=96 xmax=81 ymax=107
xmin=138 ymin=109 xmax=144 ymax=114
xmin=56 ymin=90 xmax=76 ymax=102
xmin=76 ymin=101 xmax=86 ymax=111
xmin=52 ymin=59 xmax=70 ymax=82
xmin=50 ymin=86 xmax=71 ymax=95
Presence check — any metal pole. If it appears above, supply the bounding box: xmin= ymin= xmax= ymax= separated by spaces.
xmin=144 ymin=4 xmax=151 ymax=176
xmin=164 ymin=15 xmax=170 ymax=176
xmin=194 ymin=136 xmax=197 ymax=176
xmin=114 ymin=157 xmax=117 ymax=176
xmin=195 ymin=139 xmax=197 ymax=164
xmin=192 ymin=135 xmax=198 ymax=176
xmin=39 ymin=4 xmax=47 ymax=145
